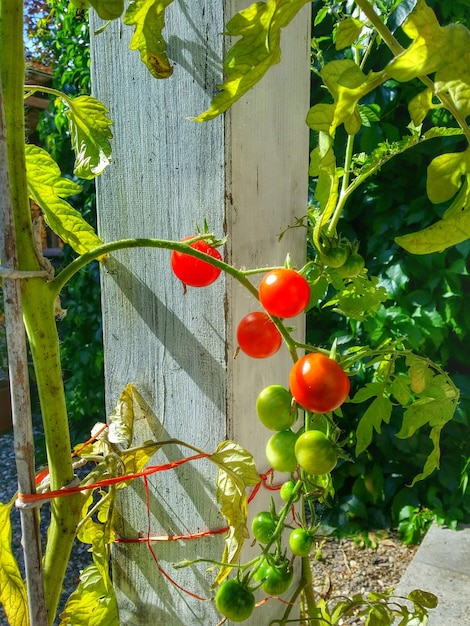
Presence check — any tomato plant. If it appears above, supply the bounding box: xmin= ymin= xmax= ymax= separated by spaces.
xmin=251 ymin=511 xmax=277 ymax=544
xmin=236 ymin=311 xmax=282 ymax=358
xmin=295 ymin=430 xmax=338 ymax=475
xmin=214 ymin=579 xmax=255 ymax=623
xmin=265 ymin=429 xmax=299 ymax=473
xmin=170 ymin=237 xmax=222 ymax=287
xmin=256 ymin=385 xmax=296 ymax=431
xmin=254 ymin=557 xmax=294 ymax=596
xmin=258 ymin=268 xmax=310 ymax=318
xmin=288 ymin=528 xmax=313 ymax=557
xmin=289 ymin=353 xmax=350 ymax=413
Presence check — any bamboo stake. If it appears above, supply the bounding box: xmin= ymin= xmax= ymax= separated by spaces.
xmin=0 ymin=73 xmax=49 ymax=626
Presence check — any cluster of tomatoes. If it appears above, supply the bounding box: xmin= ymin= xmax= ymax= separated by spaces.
xmin=170 ymin=237 xmax=350 ymax=622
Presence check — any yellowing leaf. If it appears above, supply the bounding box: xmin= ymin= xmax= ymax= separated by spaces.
xmin=193 ymin=0 xmax=310 ymax=122
xmin=65 ymin=96 xmax=113 ymax=179
xmin=123 ymin=0 xmax=174 ymax=80
xmin=107 ymin=383 xmax=136 ymax=447
xmin=0 ymin=501 xmax=29 ymax=626
xmin=307 ymin=60 xmax=386 ymax=136
xmin=426 ymin=149 xmax=470 ymax=204
xmin=395 ymin=209 xmax=470 ymax=254
xmin=408 ymin=88 xmax=433 ymax=126
xmin=25 ymin=145 xmax=103 ymax=255
xmin=210 ymin=441 xmax=260 ymax=586
xmin=59 ymin=564 xmax=118 ymax=626
xmin=335 ymin=17 xmax=364 ymax=50
xmin=386 ymin=0 xmax=470 ymax=109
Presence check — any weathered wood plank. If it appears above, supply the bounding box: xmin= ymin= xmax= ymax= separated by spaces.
xmin=91 ymin=2 xmax=311 ymax=623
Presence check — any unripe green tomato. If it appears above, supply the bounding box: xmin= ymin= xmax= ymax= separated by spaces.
xmin=256 ymin=385 xmax=296 ymax=431
xmin=320 ymin=246 xmax=348 ymax=269
xmin=294 ymin=430 xmax=338 ymax=475
xmin=215 ymin=579 xmax=255 ymax=622
xmin=279 ymin=480 xmax=300 ymax=503
xmin=289 ymin=528 xmax=314 ymax=557
xmin=251 ymin=511 xmax=277 ymax=544
xmin=336 ymin=253 xmax=365 ymax=278
xmin=265 ymin=429 xmax=299 ymax=473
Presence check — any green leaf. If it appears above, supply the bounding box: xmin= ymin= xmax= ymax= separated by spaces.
xmin=87 ymin=0 xmax=123 ymax=20
xmin=210 ymin=441 xmax=260 ymax=586
xmin=0 ymin=501 xmax=29 ymax=626
xmin=123 ymin=0 xmax=174 ymax=80
xmin=193 ymin=0 xmax=311 ymax=122
xmin=59 ymin=564 xmax=119 ymax=626
xmin=25 ymin=145 xmax=103 ymax=255
xmin=355 ymin=395 xmax=393 ymax=456
xmin=408 ymin=589 xmax=438 ymax=609
xmin=335 ymin=17 xmax=364 ymax=50
xmin=65 ymin=95 xmax=113 ymax=179
xmin=323 ymin=274 xmax=388 ymax=321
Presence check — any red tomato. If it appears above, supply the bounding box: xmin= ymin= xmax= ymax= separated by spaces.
xmin=237 ymin=312 xmax=282 ymax=358
xmin=171 ymin=237 xmax=222 ymax=287
xmin=259 ymin=269 xmax=310 ymax=318
xmin=289 ymin=353 xmax=350 ymax=413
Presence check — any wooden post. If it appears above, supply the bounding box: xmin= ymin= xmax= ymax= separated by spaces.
xmin=90 ymin=2 xmax=311 ymax=623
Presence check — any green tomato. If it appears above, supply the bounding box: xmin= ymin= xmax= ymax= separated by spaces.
xmin=320 ymin=246 xmax=348 ymax=268
xmin=251 ymin=511 xmax=277 ymax=544
xmin=289 ymin=528 xmax=313 ymax=557
xmin=336 ymin=253 xmax=365 ymax=278
xmin=256 ymin=385 xmax=296 ymax=431
xmin=294 ymin=430 xmax=338 ymax=475
xmin=266 ymin=429 xmax=299 ymax=473
xmin=254 ymin=557 xmax=294 ymax=596
xmin=279 ymin=479 xmax=300 ymax=503
xmin=215 ymin=579 xmax=255 ymax=622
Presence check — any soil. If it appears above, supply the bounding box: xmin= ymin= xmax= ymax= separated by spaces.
xmin=309 ymin=530 xmax=418 ymax=623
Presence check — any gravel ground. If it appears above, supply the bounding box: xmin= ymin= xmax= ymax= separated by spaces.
xmin=0 ymin=422 xmax=417 ymax=626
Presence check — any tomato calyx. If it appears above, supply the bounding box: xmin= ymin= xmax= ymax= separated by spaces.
xmin=253 ymin=554 xmax=294 ymax=596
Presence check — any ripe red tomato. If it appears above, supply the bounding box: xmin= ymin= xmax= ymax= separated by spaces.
xmin=170 ymin=237 xmax=222 ymax=287
xmin=237 ymin=312 xmax=282 ymax=358
xmin=259 ymin=268 xmax=310 ymax=318
xmin=289 ymin=353 xmax=350 ymax=413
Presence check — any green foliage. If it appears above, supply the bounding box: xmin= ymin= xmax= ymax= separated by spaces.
xmin=306 ymin=0 xmax=470 ymax=541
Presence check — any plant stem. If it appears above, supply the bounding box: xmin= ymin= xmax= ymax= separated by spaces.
xmin=1 ymin=0 xmax=86 ymax=622
xmin=50 ymin=237 xmax=301 ymax=360
xmin=0 ymin=72 xmax=48 ymax=626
